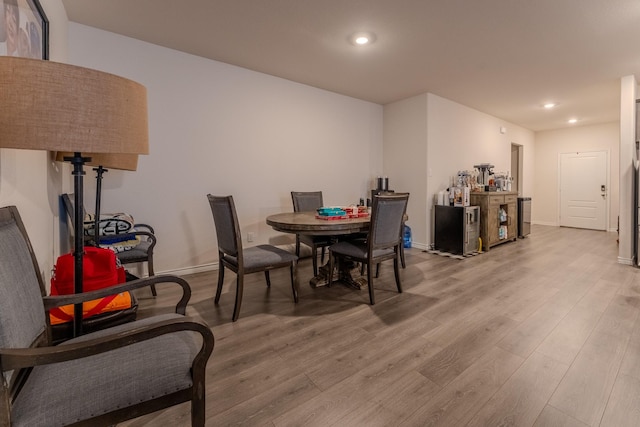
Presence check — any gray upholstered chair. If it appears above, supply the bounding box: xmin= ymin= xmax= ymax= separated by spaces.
xmin=373 ymin=191 xmax=407 ymax=269
xmin=0 ymin=205 xmax=214 ymax=427
xmin=291 ymin=191 xmax=333 ymax=276
xmin=328 ymin=193 xmax=409 ymax=305
xmin=62 ymin=193 xmax=159 ymax=296
xmin=207 ymin=195 xmax=299 ymax=322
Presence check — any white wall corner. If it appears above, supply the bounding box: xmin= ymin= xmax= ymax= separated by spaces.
xmin=618 ymin=75 xmax=637 ymax=264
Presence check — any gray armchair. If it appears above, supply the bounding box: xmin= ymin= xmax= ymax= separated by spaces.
xmin=0 ymin=205 xmax=214 ymax=426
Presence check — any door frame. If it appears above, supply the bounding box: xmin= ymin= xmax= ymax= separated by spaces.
xmin=511 ymin=143 xmax=523 ymax=196
xmin=557 ymin=150 xmax=609 ymax=230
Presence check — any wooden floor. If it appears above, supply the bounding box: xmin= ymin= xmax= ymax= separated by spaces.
xmin=121 ymin=225 xmax=640 ymax=427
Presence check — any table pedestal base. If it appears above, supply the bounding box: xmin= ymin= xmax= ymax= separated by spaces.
xmin=309 ymin=261 xmax=366 ymax=289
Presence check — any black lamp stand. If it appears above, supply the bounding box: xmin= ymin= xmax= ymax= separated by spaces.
xmin=93 ymin=166 xmax=108 ymax=246
xmin=65 ymin=152 xmax=91 ymax=338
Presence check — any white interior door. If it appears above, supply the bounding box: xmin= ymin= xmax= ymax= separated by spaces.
xmin=559 ymin=151 xmax=607 ymax=230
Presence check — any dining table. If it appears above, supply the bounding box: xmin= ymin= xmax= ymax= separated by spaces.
xmin=266 ymin=211 xmax=371 ymax=288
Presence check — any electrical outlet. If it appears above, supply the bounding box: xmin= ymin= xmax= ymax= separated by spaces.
xmin=247 ymin=232 xmax=254 ymax=242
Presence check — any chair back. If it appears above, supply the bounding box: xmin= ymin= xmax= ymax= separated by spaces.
xmin=369 ymin=193 xmax=409 ymax=251
xmin=61 ymin=193 xmax=78 ymax=227
xmin=0 ymin=207 xmax=49 ymax=385
xmin=207 ymin=195 xmax=242 ymax=259
xmin=291 ymin=191 xmax=323 ymax=212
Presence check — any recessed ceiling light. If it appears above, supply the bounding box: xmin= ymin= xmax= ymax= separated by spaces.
xmin=568 ymin=118 xmax=578 ymax=124
xmin=350 ymin=32 xmax=376 ymax=46
xmin=543 ymin=103 xmax=556 ymax=109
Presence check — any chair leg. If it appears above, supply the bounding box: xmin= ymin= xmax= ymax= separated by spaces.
xmin=232 ymin=274 xmax=244 ymax=322
xmin=295 ymin=236 xmax=301 ymax=257
xmin=400 ymin=244 xmax=406 ymax=269
xmin=148 ymin=258 xmax=157 ymax=296
xmin=375 ymin=263 xmax=380 ymax=278
xmin=320 ymin=247 xmax=326 ymax=264
xmin=214 ymin=265 xmax=225 ymax=304
xmin=328 ymin=253 xmax=334 ymax=287
xmin=394 ymin=256 xmax=403 ymax=293
xmin=312 ymin=245 xmax=319 ymax=277
xmin=265 ymin=270 xmax=271 ymax=287
xmin=191 ymin=386 xmax=206 ymax=427
xmin=367 ymin=261 xmax=375 ymax=305
xmin=290 ymin=262 xmax=299 ymax=303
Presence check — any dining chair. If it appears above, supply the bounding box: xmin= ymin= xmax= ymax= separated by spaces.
xmin=291 ymin=191 xmax=333 ymax=276
xmin=328 ymin=193 xmax=409 ymax=305
xmin=207 ymin=194 xmax=299 ymax=321
xmin=0 ymin=205 xmax=214 ymax=427
xmin=373 ymin=191 xmax=407 ymax=269
xmin=61 ymin=193 xmax=159 ymax=296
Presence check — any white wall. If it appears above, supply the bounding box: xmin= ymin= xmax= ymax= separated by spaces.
xmin=0 ymin=0 xmax=68 ymax=283
xmin=534 ymin=122 xmax=620 ymax=230
xmin=384 ymin=94 xmax=536 ymax=248
xmin=66 ymin=23 xmax=383 ymax=275
xmin=619 ymin=76 xmax=637 ymax=264
xmin=383 ymin=94 xmax=428 ymax=249
xmin=426 ymin=94 xmax=535 ymax=246
xmin=7 ymin=5 xmax=629 ymax=277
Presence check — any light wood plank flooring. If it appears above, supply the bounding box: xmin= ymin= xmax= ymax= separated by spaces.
xmin=121 ymin=225 xmax=640 ymax=426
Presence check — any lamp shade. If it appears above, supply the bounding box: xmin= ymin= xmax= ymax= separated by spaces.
xmin=0 ymin=56 xmax=148 ymax=155
xmin=55 ymin=152 xmax=139 ymax=171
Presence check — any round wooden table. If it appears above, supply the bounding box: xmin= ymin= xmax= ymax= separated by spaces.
xmin=266 ymin=211 xmax=370 ymax=287
xmin=266 ymin=211 xmax=370 ymax=236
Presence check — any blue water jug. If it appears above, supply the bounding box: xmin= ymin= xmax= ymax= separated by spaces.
xmin=403 ymin=225 xmax=412 ymax=249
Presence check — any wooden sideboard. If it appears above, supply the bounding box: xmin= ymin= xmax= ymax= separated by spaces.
xmin=469 ymin=191 xmax=518 ymax=251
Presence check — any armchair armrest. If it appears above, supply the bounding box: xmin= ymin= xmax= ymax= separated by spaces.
xmin=0 ymin=316 xmax=214 ymax=371
xmin=43 ymin=274 xmax=191 ymax=314
xmin=130 ymin=230 xmax=157 ymax=250
xmin=133 ymin=223 xmax=155 ymax=234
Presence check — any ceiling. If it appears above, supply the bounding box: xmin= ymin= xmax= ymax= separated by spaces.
xmin=61 ymin=0 xmax=640 ymax=132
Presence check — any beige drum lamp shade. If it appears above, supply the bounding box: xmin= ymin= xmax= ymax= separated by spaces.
xmin=0 ymin=56 xmax=148 ymax=155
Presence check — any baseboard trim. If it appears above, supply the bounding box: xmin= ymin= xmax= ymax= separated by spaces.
xmin=154 ymin=243 xmax=427 ymax=277
xmin=532 ymin=220 xmax=558 ymax=227
xmin=410 ymin=242 xmax=429 ymax=251
xmin=158 ymin=262 xmax=219 ymax=276
xmin=618 ymin=256 xmax=634 ymax=266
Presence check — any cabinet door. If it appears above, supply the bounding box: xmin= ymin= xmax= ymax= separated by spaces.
xmin=470 ymin=195 xmax=488 ymax=250
xmin=507 ymin=202 xmax=517 ymax=240
xmin=488 ymin=205 xmax=500 ymax=245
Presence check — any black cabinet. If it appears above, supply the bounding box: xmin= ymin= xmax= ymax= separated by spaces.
xmin=434 ymin=205 xmax=480 ymax=255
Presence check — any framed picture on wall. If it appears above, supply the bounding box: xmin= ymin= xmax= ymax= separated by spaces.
xmin=0 ymin=0 xmax=48 ymax=59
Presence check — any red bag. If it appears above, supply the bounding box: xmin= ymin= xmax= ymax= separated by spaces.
xmin=50 ymin=247 xmax=127 ymax=323
xmin=51 ymin=247 xmax=126 ymax=294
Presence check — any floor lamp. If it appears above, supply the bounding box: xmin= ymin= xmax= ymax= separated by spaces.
xmin=55 ymin=152 xmax=139 ymax=247
xmin=0 ymin=57 xmax=149 ymax=337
